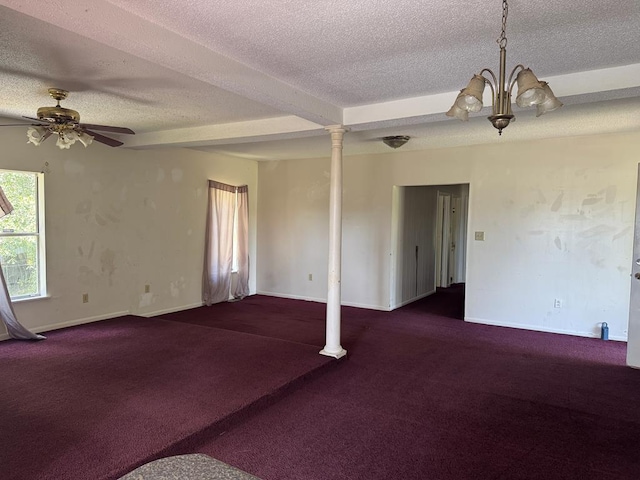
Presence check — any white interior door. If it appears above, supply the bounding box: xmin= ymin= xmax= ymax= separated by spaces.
xmin=450 ymin=196 xmax=460 ymax=284
xmin=454 ymin=193 xmax=468 ymax=284
xmin=627 ymin=165 xmax=640 ymax=368
xmin=436 ymin=192 xmax=451 ymax=288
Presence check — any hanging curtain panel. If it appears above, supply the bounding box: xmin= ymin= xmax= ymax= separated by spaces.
xmin=202 ymin=180 xmax=250 ymax=306
xmin=232 ymin=185 xmax=249 ymax=299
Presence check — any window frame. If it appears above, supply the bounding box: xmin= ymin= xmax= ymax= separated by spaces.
xmin=0 ymin=170 xmax=46 ymax=301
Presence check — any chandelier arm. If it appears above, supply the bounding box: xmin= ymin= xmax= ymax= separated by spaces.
xmin=479 ymin=69 xmax=497 ymax=109
xmin=479 ymin=69 xmax=498 ymax=87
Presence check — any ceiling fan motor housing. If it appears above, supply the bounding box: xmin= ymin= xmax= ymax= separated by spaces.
xmin=37 ymin=106 xmax=80 ymax=124
xmin=36 ymin=88 xmax=79 ymax=124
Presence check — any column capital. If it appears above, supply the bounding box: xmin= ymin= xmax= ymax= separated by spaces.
xmin=324 ymin=125 xmax=350 ymax=135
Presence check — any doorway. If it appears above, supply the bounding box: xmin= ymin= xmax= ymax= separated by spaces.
xmin=390 ymin=184 xmax=469 ymax=312
xmin=436 ymin=190 xmax=468 ymax=288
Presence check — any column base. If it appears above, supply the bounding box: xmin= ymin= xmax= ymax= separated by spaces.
xmin=319 ymin=347 xmax=347 ymax=359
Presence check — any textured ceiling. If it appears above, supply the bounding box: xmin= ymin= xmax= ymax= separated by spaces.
xmin=0 ymin=0 xmax=638 ymax=158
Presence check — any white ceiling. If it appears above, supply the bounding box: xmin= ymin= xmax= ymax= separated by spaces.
xmin=0 ymin=0 xmax=638 ymax=159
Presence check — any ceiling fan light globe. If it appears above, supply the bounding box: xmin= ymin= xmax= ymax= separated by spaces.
xmin=65 ymin=129 xmax=80 ymax=142
xmin=77 ymin=131 xmax=94 ymax=147
xmin=56 ymin=132 xmax=76 ymax=149
xmin=26 ymin=126 xmax=47 ymax=146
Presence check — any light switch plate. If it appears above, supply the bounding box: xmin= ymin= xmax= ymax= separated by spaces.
xmin=475 ymin=231 xmax=485 ymax=241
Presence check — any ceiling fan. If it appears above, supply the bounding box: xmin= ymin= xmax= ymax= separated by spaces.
xmin=0 ymin=88 xmax=135 ymax=149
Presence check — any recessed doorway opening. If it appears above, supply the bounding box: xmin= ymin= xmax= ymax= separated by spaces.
xmin=390 ymin=183 xmax=469 ymax=317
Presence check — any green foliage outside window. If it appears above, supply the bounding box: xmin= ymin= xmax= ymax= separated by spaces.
xmin=0 ymin=171 xmax=40 ymax=298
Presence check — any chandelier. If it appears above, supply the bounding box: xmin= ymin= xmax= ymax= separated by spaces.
xmin=447 ymin=0 xmax=562 ymax=134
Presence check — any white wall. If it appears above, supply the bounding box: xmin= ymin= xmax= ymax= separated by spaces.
xmin=0 ymin=128 xmax=257 ymax=337
xmin=257 ymin=131 xmax=640 ymax=340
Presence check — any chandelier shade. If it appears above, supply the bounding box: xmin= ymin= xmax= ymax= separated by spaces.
xmin=515 ymin=68 xmax=546 ymax=108
xmin=536 ymin=82 xmax=563 ymax=117
xmin=447 ymin=0 xmax=562 ymax=134
xmin=456 ymin=75 xmax=486 ymax=113
xmin=446 ymin=92 xmax=470 ymax=121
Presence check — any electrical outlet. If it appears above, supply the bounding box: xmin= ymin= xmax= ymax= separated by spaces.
xmin=145 ymin=284 xmax=150 ymax=293
xmin=82 ymin=293 xmax=89 ymax=303
xmin=554 ymin=299 xmax=562 ymax=308
xmin=308 ymin=274 xmax=313 ymax=281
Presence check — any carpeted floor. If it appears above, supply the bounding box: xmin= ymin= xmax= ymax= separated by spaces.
xmin=165 ymin=286 xmax=640 ymax=480
xmin=0 ymin=315 xmax=332 ymax=480
xmin=2 ymin=285 xmax=639 ymax=480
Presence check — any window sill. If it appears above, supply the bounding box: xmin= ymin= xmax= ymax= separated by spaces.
xmin=12 ymin=295 xmax=50 ymax=304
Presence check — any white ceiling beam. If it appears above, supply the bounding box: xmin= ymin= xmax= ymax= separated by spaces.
xmin=1 ymin=0 xmax=343 ymax=127
xmin=125 ymin=116 xmax=324 ymax=148
xmin=344 ymin=63 xmax=640 ymax=128
xmin=544 ymin=64 xmax=640 ymax=96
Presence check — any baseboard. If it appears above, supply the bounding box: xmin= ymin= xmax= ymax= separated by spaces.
xmin=0 ymin=310 xmax=131 ymax=341
xmin=464 ymin=316 xmax=628 ymax=342
xmin=341 ymin=301 xmax=389 ymax=311
xmin=257 ymin=291 xmax=327 ymax=303
xmin=390 ymin=289 xmax=436 ymax=311
xmin=141 ymin=302 xmax=205 ymax=318
xmin=257 ymin=291 xmax=389 ymax=311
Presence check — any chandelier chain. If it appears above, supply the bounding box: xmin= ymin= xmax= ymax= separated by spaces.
xmin=497 ymin=0 xmax=508 ymax=48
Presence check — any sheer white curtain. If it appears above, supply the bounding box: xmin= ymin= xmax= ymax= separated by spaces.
xmin=202 ymin=181 xmax=249 ymax=305
xmin=0 ymin=187 xmax=45 ymax=340
xmin=232 ymin=185 xmax=249 ymax=299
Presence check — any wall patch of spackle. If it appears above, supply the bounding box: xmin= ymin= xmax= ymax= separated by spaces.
xmin=306 ymin=171 xmax=330 ymax=202
xmin=171 ymin=168 xmax=183 ymax=182
xmin=100 ymin=249 xmax=116 ymax=286
xmin=139 ymin=292 xmax=156 ymax=308
xmin=76 ymin=199 xmax=92 ymax=215
xmin=554 ymin=237 xmax=562 ymax=250
xmin=64 ymin=159 xmax=85 ymax=176
xmin=550 ymin=192 xmax=564 ymax=212
xmin=170 ymin=277 xmax=186 ymax=298
xmin=144 ymin=197 xmax=157 ymax=210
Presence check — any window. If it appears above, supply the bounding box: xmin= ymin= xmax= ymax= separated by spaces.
xmin=0 ymin=170 xmax=46 ymax=300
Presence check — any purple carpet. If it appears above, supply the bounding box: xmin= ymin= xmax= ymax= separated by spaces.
xmin=0 ymin=315 xmax=332 ymax=480
xmin=2 ymin=286 xmax=640 ymax=480
xmin=165 ymin=287 xmax=640 ymax=480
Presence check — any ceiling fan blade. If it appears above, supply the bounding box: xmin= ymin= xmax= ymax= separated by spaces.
xmin=79 ymin=123 xmax=135 ymax=135
xmin=42 ymin=131 xmax=53 ymax=141
xmin=22 ymin=116 xmax=49 ymax=124
xmin=83 ymin=129 xmax=124 ymax=147
xmin=0 ymin=123 xmax=39 ymax=127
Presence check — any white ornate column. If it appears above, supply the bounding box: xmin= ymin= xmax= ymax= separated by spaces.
xmin=320 ymin=125 xmax=348 ymax=359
